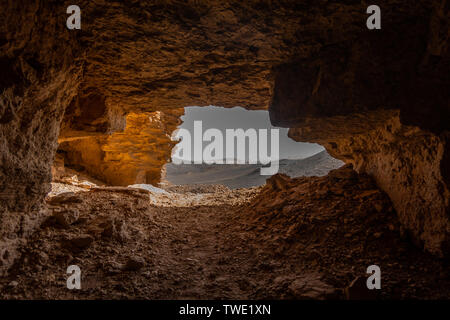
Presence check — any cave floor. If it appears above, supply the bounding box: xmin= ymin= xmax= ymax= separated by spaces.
xmin=1 ymin=166 xmax=449 ymax=299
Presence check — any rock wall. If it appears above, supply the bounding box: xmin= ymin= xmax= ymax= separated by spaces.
xmin=270 ymin=1 xmax=449 ymax=256
xmin=59 ymin=109 xmax=183 ymax=186
xmin=0 ymin=1 xmax=82 ymax=272
xmin=288 ymin=113 xmax=449 ymax=256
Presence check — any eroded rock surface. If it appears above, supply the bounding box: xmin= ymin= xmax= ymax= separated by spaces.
xmin=289 ymin=113 xmax=449 ymax=256
xmin=1 ymin=166 xmax=449 ymax=299
xmin=0 ymin=0 xmax=82 ymax=272
xmin=59 ymin=109 xmax=183 ymax=186
xmin=268 ymin=1 xmax=449 ymax=255
xmin=0 ymin=0 xmax=449 ymax=275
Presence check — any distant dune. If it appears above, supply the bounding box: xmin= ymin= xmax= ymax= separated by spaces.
xmin=163 ymin=150 xmax=344 ymax=189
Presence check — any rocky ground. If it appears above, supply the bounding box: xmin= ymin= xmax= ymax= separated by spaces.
xmin=0 ymin=165 xmax=449 ymax=299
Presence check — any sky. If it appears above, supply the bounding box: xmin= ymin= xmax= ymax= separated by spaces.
xmin=171 ymin=106 xmax=324 ymax=163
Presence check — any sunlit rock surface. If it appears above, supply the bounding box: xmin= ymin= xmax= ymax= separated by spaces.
xmin=59 ymin=110 xmax=183 ymax=186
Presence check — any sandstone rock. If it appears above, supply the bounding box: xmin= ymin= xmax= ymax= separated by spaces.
xmin=104 ymin=261 xmax=124 ymax=275
xmin=374 ymin=203 xmax=384 ymax=213
xmin=38 ymin=252 xmax=49 ymax=265
xmin=59 ymin=111 xmax=183 ymax=186
xmin=266 ymin=174 xmax=292 ymax=191
xmin=63 ymin=235 xmax=94 ymax=252
xmin=289 ymin=114 xmax=449 ymax=257
xmin=52 ymin=209 xmax=80 ymax=228
xmin=48 ymin=192 xmax=83 ymax=205
xmin=288 ymin=274 xmax=336 ymax=300
xmin=327 ymin=165 xmax=358 ymax=181
xmin=87 ymin=217 xmax=129 ymax=242
xmin=122 ymin=256 xmax=145 ymax=271
xmin=101 ymin=219 xmax=129 ymax=242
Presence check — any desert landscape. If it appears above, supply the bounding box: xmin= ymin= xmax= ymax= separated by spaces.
xmin=165 ymin=150 xmax=343 ymax=189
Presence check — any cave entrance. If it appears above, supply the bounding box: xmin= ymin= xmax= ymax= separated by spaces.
xmin=161 ymin=106 xmax=342 ymax=189
xmin=51 ymin=105 xmax=342 ymax=196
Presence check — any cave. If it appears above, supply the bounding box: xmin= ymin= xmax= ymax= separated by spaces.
xmin=163 ymin=105 xmax=340 ymax=188
xmin=0 ymin=0 xmax=449 ymax=301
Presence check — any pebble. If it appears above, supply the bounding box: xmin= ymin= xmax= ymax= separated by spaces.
xmin=122 ymin=256 xmax=145 ymax=271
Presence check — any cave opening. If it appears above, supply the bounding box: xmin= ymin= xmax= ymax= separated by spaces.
xmin=162 ymin=106 xmax=343 ymax=190
xmin=52 ymin=105 xmax=343 ymax=195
